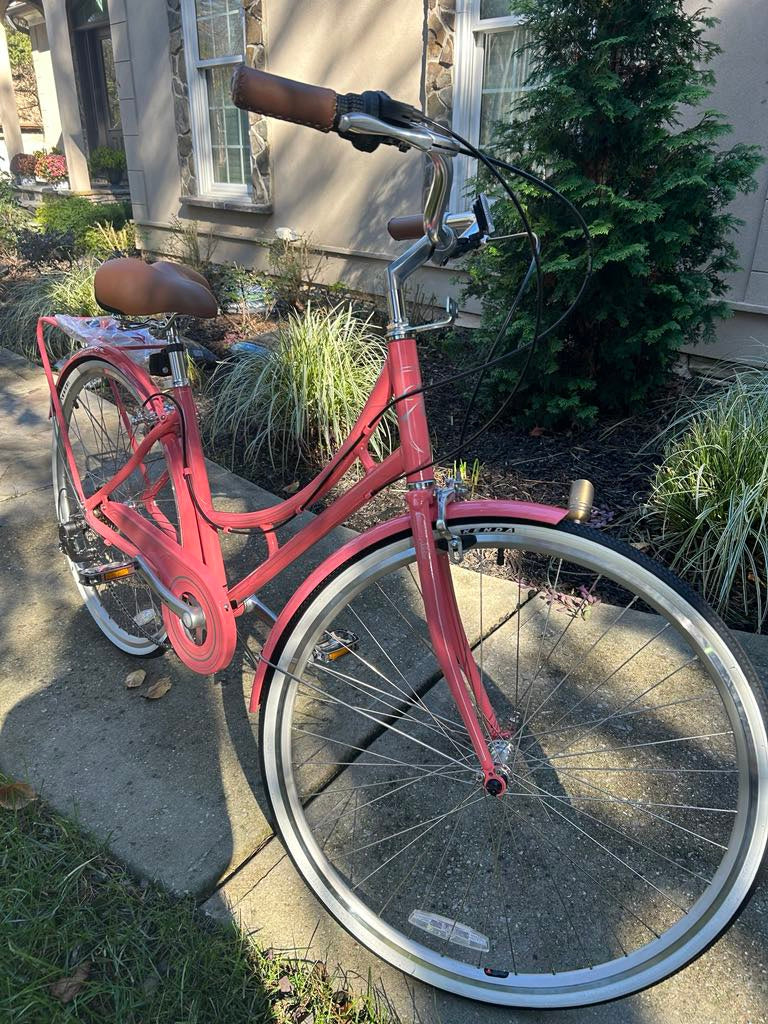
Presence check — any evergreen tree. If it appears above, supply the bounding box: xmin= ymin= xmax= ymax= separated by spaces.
xmin=466 ymin=0 xmax=762 ymax=426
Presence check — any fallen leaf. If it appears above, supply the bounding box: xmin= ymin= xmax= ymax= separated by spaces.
xmin=142 ymin=677 xmax=172 ymax=700
xmin=529 ymin=425 xmax=545 ymax=437
xmin=282 ymin=480 xmax=300 ymax=495
xmin=50 ymin=962 xmax=90 ymax=1003
xmin=0 ymin=781 xmax=37 ymax=810
xmin=309 ymin=960 xmax=326 ymax=982
xmin=277 ymin=974 xmax=293 ymax=997
xmin=125 ymin=669 xmax=146 ymax=689
xmin=141 ymin=974 xmax=160 ymax=997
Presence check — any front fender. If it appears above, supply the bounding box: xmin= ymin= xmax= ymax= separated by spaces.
xmin=249 ymin=498 xmax=567 ymax=710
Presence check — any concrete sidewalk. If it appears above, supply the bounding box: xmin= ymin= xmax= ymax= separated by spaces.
xmin=1 ymin=347 xmax=766 ymax=1024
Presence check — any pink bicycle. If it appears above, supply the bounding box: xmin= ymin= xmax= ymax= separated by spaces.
xmin=39 ymin=67 xmax=767 ymax=1009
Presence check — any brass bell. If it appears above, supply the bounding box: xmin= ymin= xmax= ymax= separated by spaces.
xmin=567 ymin=479 xmax=594 ymax=523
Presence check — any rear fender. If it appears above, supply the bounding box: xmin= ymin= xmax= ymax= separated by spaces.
xmin=248 ymin=499 xmax=567 ymax=710
xmin=55 ymin=345 xmax=156 ymax=399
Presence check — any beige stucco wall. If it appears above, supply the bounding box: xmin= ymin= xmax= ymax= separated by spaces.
xmin=117 ymin=0 xmax=768 ymax=355
xmin=123 ymin=0 xmax=430 ymax=302
xmin=679 ymin=0 xmax=768 ymax=365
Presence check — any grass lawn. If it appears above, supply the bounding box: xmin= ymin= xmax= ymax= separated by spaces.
xmin=0 ymin=781 xmax=388 ymax=1023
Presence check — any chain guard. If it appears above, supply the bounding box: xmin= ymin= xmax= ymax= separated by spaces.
xmin=162 ymin=572 xmax=236 ymax=674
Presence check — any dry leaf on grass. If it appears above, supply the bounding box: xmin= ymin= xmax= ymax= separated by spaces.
xmin=277 ymin=974 xmax=294 ymax=997
xmin=142 ymin=677 xmax=172 ymax=700
xmin=0 ymin=781 xmax=37 ymax=810
xmin=125 ymin=669 xmax=146 ymax=689
xmin=49 ymin=962 xmax=91 ymax=1003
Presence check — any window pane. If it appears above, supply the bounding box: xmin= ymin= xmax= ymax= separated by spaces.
xmin=71 ymin=0 xmax=108 ymax=27
xmin=479 ymin=27 xmax=533 ymax=147
xmin=100 ymin=37 xmax=121 ymax=131
xmin=196 ymin=0 xmax=243 ymax=60
xmin=479 ymin=0 xmax=512 ymax=19
xmin=206 ymin=64 xmax=250 ymax=184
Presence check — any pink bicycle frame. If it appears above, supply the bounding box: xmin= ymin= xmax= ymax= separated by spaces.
xmin=40 ymin=306 xmax=566 ymax=793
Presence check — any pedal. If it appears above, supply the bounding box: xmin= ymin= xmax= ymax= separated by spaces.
xmin=313 ymin=630 xmax=359 ymax=663
xmin=78 ymin=560 xmax=138 ymax=586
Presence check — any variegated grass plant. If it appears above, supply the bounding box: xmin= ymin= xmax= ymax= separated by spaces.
xmin=0 ymin=258 xmax=100 ymax=361
xmin=206 ymin=303 xmax=394 ymax=475
xmin=646 ymin=371 xmax=768 ymax=631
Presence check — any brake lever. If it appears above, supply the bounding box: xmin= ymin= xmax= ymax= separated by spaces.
xmin=337 ymin=112 xmax=435 ymax=152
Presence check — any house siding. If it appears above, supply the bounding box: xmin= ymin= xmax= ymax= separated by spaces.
xmin=118 ymin=0 xmax=768 ymax=360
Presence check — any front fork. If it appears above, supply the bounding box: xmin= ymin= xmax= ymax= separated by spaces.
xmin=406 ymin=485 xmax=511 ymax=796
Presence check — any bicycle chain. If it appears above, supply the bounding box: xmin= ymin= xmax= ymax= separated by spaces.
xmin=106 ymin=577 xmax=171 ymax=651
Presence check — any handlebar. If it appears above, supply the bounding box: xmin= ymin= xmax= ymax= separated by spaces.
xmin=231 ymin=66 xmax=338 ymax=133
xmin=230 ymin=65 xmax=492 ymax=333
xmin=387 ymin=215 xmax=425 ymax=241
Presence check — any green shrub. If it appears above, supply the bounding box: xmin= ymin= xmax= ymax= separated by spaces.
xmin=0 ymin=172 xmax=32 ymax=255
xmin=7 ymin=27 xmax=32 ymax=72
xmin=36 ymin=196 xmax=130 ymax=248
xmin=83 ymin=220 xmax=137 ymax=259
xmin=0 ymin=259 xmax=99 ymax=360
xmin=647 ymin=372 xmax=768 ymax=631
xmin=206 ymin=303 xmax=393 ymax=474
xmin=89 ymin=145 xmax=127 ymax=179
xmin=465 ymin=0 xmax=763 ymax=428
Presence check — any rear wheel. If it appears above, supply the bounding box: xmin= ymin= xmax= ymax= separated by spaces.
xmin=53 ymin=358 xmax=180 ymax=656
xmin=259 ymin=517 xmax=768 ymax=1008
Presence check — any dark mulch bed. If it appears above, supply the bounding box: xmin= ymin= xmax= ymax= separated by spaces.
xmin=205 ymin=337 xmax=695 ymax=543
xmin=187 ymin=312 xmax=282 ymax=358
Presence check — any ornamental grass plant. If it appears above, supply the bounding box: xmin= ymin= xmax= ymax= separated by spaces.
xmin=0 ymin=258 xmax=100 ymax=361
xmin=206 ymin=303 xmax=393 ymax=476
xmin=647 ymin=371 xmax=768 ymax=631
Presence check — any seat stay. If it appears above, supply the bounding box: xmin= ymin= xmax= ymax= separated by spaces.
xmin=82 ymin=413 xmax=180 ymax=513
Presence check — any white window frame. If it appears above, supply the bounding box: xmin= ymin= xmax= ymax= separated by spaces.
xmin=452 ymin=1 xmax=525 ymax=206
xmin=180 ymin=0 xmax=250 ymax=198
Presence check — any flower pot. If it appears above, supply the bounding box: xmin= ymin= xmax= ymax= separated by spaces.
xmin=52 ymin=179 xmax=70 ymax=192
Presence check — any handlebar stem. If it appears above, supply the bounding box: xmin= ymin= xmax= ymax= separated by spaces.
xmin=386 ymin=149 xmax=456 ymax=338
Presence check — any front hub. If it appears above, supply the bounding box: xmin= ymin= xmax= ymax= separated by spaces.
xmin=483 ymin=771 xmax=508 ymax=797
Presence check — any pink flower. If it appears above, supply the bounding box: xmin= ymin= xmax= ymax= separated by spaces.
xmin=35 ymin=152 xmax=68 ymax=182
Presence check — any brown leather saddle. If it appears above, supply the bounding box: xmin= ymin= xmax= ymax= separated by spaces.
xmin=94 ymin=258 xmax=218 ymax=319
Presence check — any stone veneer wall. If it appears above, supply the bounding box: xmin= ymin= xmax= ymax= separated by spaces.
xmin=425 ymin=0 xmax=456 ymax=127
xmin=166 ymin=0 xmax=271 ymax=205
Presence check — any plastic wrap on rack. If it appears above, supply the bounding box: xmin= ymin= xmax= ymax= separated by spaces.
xmin=54 ymin=315 xmax=166 ymax=351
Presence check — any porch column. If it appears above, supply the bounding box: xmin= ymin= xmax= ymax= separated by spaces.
xmin=40 ymin=0 xmax=90 ymax=191
xmin=0 ymin=8 xmax=23 ymax=162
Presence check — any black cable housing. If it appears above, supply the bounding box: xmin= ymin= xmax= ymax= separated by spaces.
xmin=182 ymin=118 xmax=593 ymax=533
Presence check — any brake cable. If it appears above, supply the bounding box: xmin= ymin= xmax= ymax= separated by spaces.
xmin=200 ymin=118 xmax=594 ymax=529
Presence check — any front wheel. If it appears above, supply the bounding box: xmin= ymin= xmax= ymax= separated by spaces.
xmin=258 ymin=516 xmax=768 ymax=1008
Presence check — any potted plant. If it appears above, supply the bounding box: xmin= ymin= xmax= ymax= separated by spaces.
xmin=89 ymin=145 xmax=127 ymax=186
xmin=35 ymin=152 xmax=69 ymax=190
xmin=9 ymin=152 xmax=37 ymax=185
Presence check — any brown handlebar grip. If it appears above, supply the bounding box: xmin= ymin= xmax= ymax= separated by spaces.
xmin=387 ymin=215 xmax=426 ymax=241
xmin=231 ymin=66 xmax=338 ymax=132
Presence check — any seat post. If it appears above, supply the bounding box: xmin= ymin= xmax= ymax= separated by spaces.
xmin=166 ymin=320 xmax=189 ymax=388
